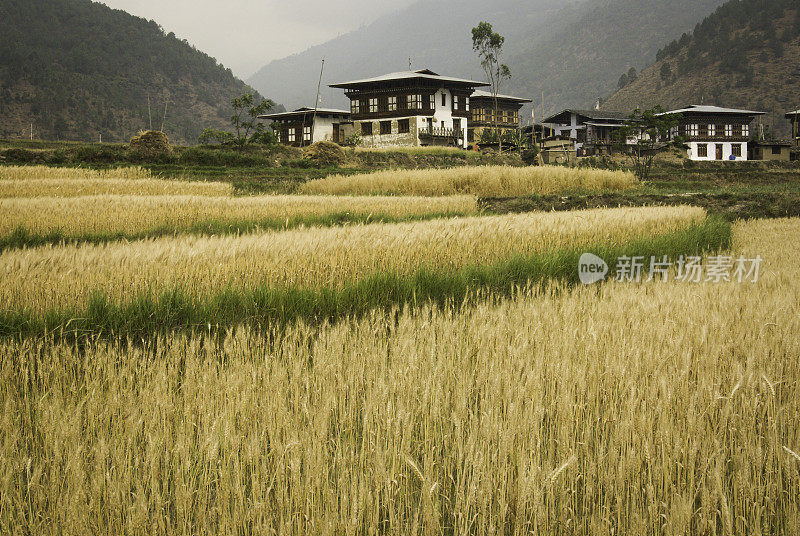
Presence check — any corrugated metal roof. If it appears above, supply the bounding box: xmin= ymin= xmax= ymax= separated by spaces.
xmin=330 ymin=69 xmax=489 ymax=89
xmin=470 ymin=89 xmax=532 ymax=103
xmin=585 ymin=121 xmax=628 ymax=128
xmin=258 ymin=107 xmax=351 ymax=120
xmin=659 ymin=105 xmax=765 ymax=116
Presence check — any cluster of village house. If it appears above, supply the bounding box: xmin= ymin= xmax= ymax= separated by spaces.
xmin=260 ymin=69 xmax=800 ymax=162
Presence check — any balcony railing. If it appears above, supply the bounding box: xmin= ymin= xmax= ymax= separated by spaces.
xmin=418 ymin=127 xmax=464 ymax=140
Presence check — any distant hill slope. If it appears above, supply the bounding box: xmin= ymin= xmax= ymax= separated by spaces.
xmin=0 ymin=0 xmax=272 ymax=144
xmin=247 ymin=0 xmax=569 ymax=112
xmin=247 ymin=0 xmax=727 ymax=118
xmin=603 ymin=0 xmax=800 ymax=135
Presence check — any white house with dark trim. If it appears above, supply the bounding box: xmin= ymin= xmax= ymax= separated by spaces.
xmin=660 ymin=105 xmax=765 ymax=161
xmin=259 ymin=107 xmax=352 ymax=147
xmin=329 ymin=70 xmax=488 ymax=149
xmin=542 ymin=109 xmax=630 ymax=154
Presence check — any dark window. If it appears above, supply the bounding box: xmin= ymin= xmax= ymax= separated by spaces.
xmin=453 ymin=118 xmax=462 ymax=132
xmin=732 ymin=144 xmax=742 ymax=157
xmin=380 ymin=121 xmax=392 ymax=135
xmin=442 ymin=92 xmax=446 ymax=106
xmin=398 ymin=119 xmax=410 ymax=134
xmin=772 ymin=146 xmax=782 ymax=155
xmin=361 ymin=122 xmax=373 ymax=136
xmin=697 ymin=144 xmax=708 ymax=157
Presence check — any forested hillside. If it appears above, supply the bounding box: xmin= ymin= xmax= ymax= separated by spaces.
xmin=603 ymin=0 xmax=800 ymax=135
xmin=0 ymin=0 xmax=270 ymax=143
xmin=248 ymin=0 xmax=727 ymax=118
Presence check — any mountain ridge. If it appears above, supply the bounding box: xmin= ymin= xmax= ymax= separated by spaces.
xmin=0 ymin=0 xmax=273 ymax=144
xmin=602 ymin=0 xmax=800 ymax=136
xmin=248 ymin=0 xmax=728 ymax=119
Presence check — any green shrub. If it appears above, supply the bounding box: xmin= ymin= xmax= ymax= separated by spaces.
xmin=521 ymin=146 xmax=540 ymax=166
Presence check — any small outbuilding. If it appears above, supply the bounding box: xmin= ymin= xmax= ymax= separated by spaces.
xmin=750 ymin=141 xmax=793 ymax=162
xmin=259 ymin=107 xmax=352 ymax=147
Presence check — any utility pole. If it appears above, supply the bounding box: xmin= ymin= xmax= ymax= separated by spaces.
xmin=147 ymin=93 xmax=153 ymax=130
xmin=408 ymin=57 xmax=412 ymax=70
xmin=160 ymin=98 xmax=168 ymax=133
xmin=310 ymin=58 xmax=325 ymax=147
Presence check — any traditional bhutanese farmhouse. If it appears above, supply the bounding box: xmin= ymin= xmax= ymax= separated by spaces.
xmin=329 ymin=69 xmax=488 ymax=149
xmin=660 ymin=105 xmax=764 ymax=161
xmin=787 ymin=109 xmax=800 ymax=149
xmin=259 ymin=107 xmax=352 ymax=147
xmin=542 ymin=109 xmax=630 ymax=155
xmin=467 ymin=90 xmax=531 ymax=144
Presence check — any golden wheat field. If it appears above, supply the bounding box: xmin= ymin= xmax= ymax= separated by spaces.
xmin=0 ymin=206 xmax=704 ymax=314
xmin=0 ymin=165 xmax=231 ymax=197
xmin=1 ymin=217 xmax=798 ymax=535
xmin=300 ymin=165 xmax=637 ymax=197
xmin=0 ymin=194 xmax=477 ymax=236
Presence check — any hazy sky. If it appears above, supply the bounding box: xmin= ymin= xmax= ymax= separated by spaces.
xmin=98 ymin=0 xmax=417 ymax=78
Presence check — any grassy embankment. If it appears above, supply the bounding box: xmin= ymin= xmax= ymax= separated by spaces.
xmin=0 ymin=207 xmax=728 ymax=338
xmin=301 ymin=165 xmax=637 ymax=197
xmin=0 ymin=165 xmax=638 ymax=249
xmin=0 ymin=139 xmax=517 ymax=194
xmin=0 ymin=166 xmax=478 ymax=249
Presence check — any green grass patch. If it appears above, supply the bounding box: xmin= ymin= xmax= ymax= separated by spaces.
xmin=0 ymin=210 xmax=476 ymax=251
xmin=0 ymin=217 xmax=731 ymax=340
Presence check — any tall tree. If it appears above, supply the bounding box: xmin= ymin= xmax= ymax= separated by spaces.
xmin=613 ymin=106 xmax=681 ymax=181
xmin=472 ymin=22 xmax=511 ymax=151
xmin=230 ymin=93 xmax=275 ymax=150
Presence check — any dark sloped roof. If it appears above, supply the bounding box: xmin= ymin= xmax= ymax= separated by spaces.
xmin=786 ymin=110 xmax=800 ymax=118
xmin=660 ymin=105 xmax=765 ymax=116
xmin=330 ymin=69 xmax=489 ymax=89
xmin=543 ymin=109 xmax=629 ymax=124
xmin=470 ymin=89 xmax=532 ymax=103
xmin=258 ymin=107 xmax=351 ymax=120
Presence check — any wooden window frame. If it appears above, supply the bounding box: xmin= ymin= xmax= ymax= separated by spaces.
xmin=361 ymin=122 xmax=373 ymax=136
xmin=732 ymin=144 xmax=742 ymax=157
xmin=379 ymin=121 xmax=392 ymax=135
xmin=697 ymin=143 xmax=708 ymax=157
xmin=369 ymin=98 xmax=378 ymax=113
xmin=725 ymin=124 xmax=733 ymax=137
xmin=303 ymin=126 xmax=312 ymax=142
xmin=288 ymin=129 xmax=296 ymax=143
xmin=398 ymin=119 xmax=410 ymax=134
xmin=388 ymin=96 xmax=397 ymax=112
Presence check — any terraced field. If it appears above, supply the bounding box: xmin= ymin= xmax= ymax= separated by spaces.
xmin=0 ymin=164 xmax=797 ymax=535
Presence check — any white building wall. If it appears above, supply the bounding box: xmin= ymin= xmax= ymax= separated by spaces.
xmin=686 ymin=141 xmax=749 ymax=161
xmin=311 ymin=116 xmax=337 ymax=143
xmin=432 ymin=89 xmax=468 ymax=148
